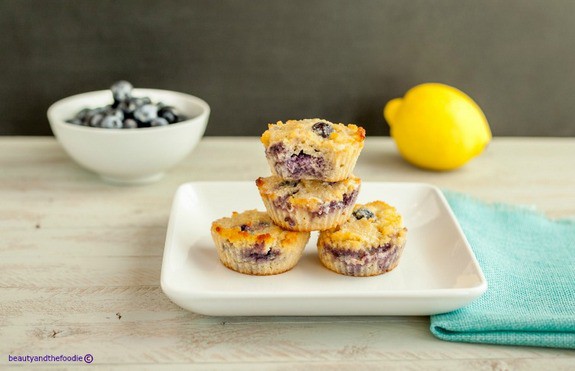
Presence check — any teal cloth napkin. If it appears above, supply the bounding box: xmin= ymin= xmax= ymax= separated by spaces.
xmin=430 ymin=191 xmax=575 ymax=349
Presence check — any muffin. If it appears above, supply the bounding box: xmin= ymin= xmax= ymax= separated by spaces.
xmin=211 ymin=210 xmax=310 ymax=275
xmin=261 ymin=119 xmax=366 ymax=182
xmin=256 ymin=175 xmax=361 ymax=231
xmin=317 ymin=201 xmax=407 ymax=277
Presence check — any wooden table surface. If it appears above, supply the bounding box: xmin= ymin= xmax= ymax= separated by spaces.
xmin=1 ymin=137 xmax=574 ymax=370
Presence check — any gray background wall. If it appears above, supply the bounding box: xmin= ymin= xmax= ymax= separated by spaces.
xmin=1 ymin=0 xmax=574 ymax=137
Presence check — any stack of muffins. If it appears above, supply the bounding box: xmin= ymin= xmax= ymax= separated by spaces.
xmin=211 ymin=119 xmax=407 ymax=277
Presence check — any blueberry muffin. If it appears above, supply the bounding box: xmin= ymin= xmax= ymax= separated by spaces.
xmin=211 ymin=210 xmax=310 ymax=275
xmin=261 ymin=119 xmax=366 ymax=182
xmin=317 ymin=201 xmax=407 ymax=277
xmin=256 ymin=175 xmax=361 ymax=232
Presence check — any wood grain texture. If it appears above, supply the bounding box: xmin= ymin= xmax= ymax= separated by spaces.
xmin=1 ymin=137 xmax=574 ymax=368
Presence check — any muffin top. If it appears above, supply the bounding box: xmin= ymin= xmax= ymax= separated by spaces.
xmin=211 ymin=210 xmax=308 ymax=248
xmin=256 ymin=175 xmax=361 ymax=209
xmin=260 ymin=119 xmax=365 ymax=151
xmin=319 ymin=201 xmax=407 ymax=250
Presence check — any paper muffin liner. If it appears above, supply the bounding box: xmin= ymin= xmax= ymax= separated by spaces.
xmin=327 ymin=146 xmax=363 ymax=183
xmin=260 ymin=193 xmax=357 ymax=232
xmin=265 ymin=144 xmax=363 ymax=182
xmin=211 ymin=230 xmax=308 ymax=275
xmin=317 ymin=239 xmax=406 ymax=277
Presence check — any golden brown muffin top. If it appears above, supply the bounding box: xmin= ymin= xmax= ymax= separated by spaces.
xmin=319 ymin=201 xmax=407 ymax=250
xmin=260 ymin=119 xmax=365 ymax=150
xmin=256 ymin=175 xmax=361 ymax=209
xmin=211 ymin=209 xmax=308 ymax=248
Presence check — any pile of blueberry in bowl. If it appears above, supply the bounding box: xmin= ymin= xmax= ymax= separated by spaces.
xmin=66 ymin=81 xmax=188 ymax=129
xmin=47 ymin=81 xmax=210 ymax=184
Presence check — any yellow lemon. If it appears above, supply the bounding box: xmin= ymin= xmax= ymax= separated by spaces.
xmin=384 ymin=83 xmax=491 ymax=171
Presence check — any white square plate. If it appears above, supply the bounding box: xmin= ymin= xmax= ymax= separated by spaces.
xmin=161 ymin=182 xmax=487 ymax=316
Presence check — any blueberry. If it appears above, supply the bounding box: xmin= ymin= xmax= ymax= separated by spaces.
xmin=104 ymin=104 xmax=124 ymax=117
xmin=110 ymin=80 xmax=133 ymax=103
xmin=133 ymin=104 xmax=158 ymax=123
xmin=279 ymin=180 xmax=300 ymax=188
xmin=118 ymin=100 xmax=140 ymax=120
xmin=119 ymin=100 xmax=136 ymax=114
xmin=66 ymin=118 xmax=83 ymax=125
xmin=89 ymin=113 xmax=104 ymax=127
xmin=158 ymin=106 xmax=178 ymax=124
xmin=75 ymin=108 xmax=91 ymax=121
xmin=312 ymin=122 xmax=333 ymax=138
xmin=104 ymin=108 xmax=124 ymax=121
xmin=150 ymin=117 xmax=169 ymax=127
xmin=85 ymin=107 xmax=105 ymax=122
xmin=132 ymin=97 xmax=151 ymax=106
xmin=117 ymin=100 xmax=133 ymax=113
xmin=123 ymin=118 xmax=138 ymax=129
xmin=268 ymin=142 xmax=285 ymax=156
xmin=284 ymin=216 xmax=296 ymax=227
xmin=255 ymin=221 xmax=271 ymax=229
xmin=353 ymin=208 xmax=375 ymax=220
xmin=100 ymin=115 xmax=123 ymax=129
xmin=67 ymin=81 xmax=187 ymax=129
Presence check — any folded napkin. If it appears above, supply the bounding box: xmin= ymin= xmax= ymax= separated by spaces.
xmin=430 ymin=191 xmax=575 ymax=349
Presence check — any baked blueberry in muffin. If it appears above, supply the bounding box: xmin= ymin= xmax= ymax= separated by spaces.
xmin=211 ymin=210 xmax=310 ymax=275
xmin=261 ymin=119 xmax=365 ymax=182
xmin=256 ymin=175 xmax=361 ymax=231
xmin=317 ymin=201 xmax=407 ymax=276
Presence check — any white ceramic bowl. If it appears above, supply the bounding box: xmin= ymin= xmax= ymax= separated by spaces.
xmin=48 ymin=88 xmax=210 ymax=184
